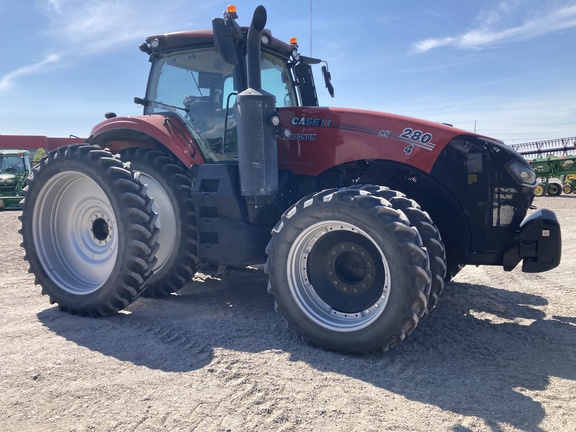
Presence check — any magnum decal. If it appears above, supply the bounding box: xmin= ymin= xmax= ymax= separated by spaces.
xmin=282 ymin=128 xmax=318 ymax=141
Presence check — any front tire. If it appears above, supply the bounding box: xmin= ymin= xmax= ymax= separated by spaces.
xmin=353 ymin=185 xmax=446 ymax=311
xmin=20 ymin=145 xmax=159 ymax=316
xmin=265 ymin=187 xmax=430 ymax=353
xmin=119 ymin=148 xmax=200 ymax=297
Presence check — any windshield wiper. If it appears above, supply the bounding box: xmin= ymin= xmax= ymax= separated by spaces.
xmin=134 ymin=97 xmax=188 ymax=113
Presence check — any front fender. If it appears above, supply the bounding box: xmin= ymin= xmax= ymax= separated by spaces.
xmin=88 ymin=114 xmax=205 ymax=166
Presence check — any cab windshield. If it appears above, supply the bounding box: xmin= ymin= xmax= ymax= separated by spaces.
xmin=0 ymin=155 xmax=27 ymax=175
xmin=146 ymin=48 xmax=296 ymax=161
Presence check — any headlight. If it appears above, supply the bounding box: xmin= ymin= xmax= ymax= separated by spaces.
xmin=0 ymin=177 xmax=15 ymax=185
xmin=506 ymin=159 xmax=536 ymax=186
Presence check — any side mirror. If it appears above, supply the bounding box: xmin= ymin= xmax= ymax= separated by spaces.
xmin=322 ymin=65 xmax=334 ymax=98
xmin=212 ymin=18 xmax=238 ymax=65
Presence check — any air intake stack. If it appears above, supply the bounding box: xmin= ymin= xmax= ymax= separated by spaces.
xmin=234 ymin=5 xmax=279 ymax=200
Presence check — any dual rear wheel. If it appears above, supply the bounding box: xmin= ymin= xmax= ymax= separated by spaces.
xmin=119 ymin=148 xmax=200 ymax=297
xmin=21 ymin=145 xmax=200 ymax=316
xmin=20 ymin=145 xmax=160 ymax=315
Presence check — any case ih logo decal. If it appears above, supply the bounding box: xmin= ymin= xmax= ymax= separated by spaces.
xmin=286 ymin=117 xmax=329 ymax=140
xmin=292 ymin=117 xmax=332 ymax=127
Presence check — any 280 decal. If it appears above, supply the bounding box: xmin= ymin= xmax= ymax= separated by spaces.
xmin=377 ymin=127 xmax=436 ymax=153
xmin=399 ymin=128 xmax=433 ymax=144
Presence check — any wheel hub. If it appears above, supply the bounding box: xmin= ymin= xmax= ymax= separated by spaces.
xmin=307 ymin=229 xmax=385 ymax=314
xmin=90 ymin=214 xmax=112 ymax=244
xmin=287 ymin=220 xmax=391 ymax=331
xmin=326 ymin=242 xmax=375 ymax=296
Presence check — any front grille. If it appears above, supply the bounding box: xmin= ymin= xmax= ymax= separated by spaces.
xmin=493 ymin=187 xmax=518 ymax=227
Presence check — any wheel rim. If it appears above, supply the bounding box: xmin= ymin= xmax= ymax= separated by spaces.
xmin=138 ymin=173 xmax=177 ymax=272
xmin=32 ymin=171 xmax=118 ymax=294
xmin=548 ymin=184 xmax=560 ymax=195
xmin=534 ymin=184 xmax=545 ymax=196
xmin=287 ymin=221 xmax=391 ymax=332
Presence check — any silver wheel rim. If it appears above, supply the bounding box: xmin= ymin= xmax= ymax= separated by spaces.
xmin=286 ymin=221 xmax=391 ymax=332
xmin=139 ymin=173 xmax=176 ymax=272
xmin=32 ymin=171 xmax=118 ymax=294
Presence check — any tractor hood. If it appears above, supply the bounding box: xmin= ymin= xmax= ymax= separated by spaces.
xmin=276 ymin=106 xmax=486 ymax=176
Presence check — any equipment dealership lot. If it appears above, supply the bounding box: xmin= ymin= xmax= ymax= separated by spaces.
xmin=1 ymin=196 xmax=574 ymax=432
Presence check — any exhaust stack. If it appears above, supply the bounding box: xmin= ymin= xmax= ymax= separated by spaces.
xmin=235 ymin=5 xmax=279 ymax=199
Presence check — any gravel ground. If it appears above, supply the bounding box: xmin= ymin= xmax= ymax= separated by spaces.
xmin=1 ymin=195 xmax=574 ymax=432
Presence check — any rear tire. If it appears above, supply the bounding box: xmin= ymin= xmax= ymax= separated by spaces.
xmin=265 ymin=187 xmax=430 ymax=353
xmin=119 ymin=148 xmax=200 ymax=297
xmin=20 ymin=144 xmax=159 ymax=316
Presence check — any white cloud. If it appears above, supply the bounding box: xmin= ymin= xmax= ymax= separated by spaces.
xmin=412 ymin=3 xmax=576 ymax=53
xmin=42 ymin=0 xmax=188 ymax=52
xmin=0 ymin=54 xmax=61 ymax=91
xmin=1 ymin=0 xmax=219 ymax=93
xmin=412 ymin=36 xmax=455 ymax=52
xmin=44 ymin=0 xmax=66 ymax=13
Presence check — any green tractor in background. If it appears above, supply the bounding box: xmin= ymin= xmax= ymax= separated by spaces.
xmin=0 ymin=150 xmax=31 ymax=210
xmin=561 ymin=173 xmax=576 ymax=194
xmin=531 ymin=155 xmax=576 ymax=196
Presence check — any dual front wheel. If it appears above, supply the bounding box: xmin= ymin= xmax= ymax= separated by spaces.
xmin=265 ymin=187 xmax=443 ymax=353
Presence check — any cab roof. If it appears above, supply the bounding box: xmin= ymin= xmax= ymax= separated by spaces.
xmin=144 ymin=28 xmax=296 ymax=59
xmin=0 ymin=149 xmax=30 ymax=156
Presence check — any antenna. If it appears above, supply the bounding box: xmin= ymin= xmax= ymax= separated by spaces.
xmin=310 ymin=0 xmax=313 ymax=56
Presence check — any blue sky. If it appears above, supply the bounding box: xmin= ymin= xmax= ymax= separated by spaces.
xmin=1 ymin=0 xmax=575 ymax=144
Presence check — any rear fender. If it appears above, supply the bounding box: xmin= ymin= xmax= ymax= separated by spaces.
xmin=88 ymin=114 xmax=205 ymax=166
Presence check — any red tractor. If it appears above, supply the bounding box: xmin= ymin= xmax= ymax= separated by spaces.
xmin=20 ymin=5 xmax=561 ymax=353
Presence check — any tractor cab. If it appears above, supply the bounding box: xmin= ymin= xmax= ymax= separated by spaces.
xmin=137 ymin=5 xmax=331 ymax=163
xmin=142 ymin=44 xmax=296 ymax=161
xmin=0 ymin=150 xmax=31 ymax=210
xmin=0 ymin=151 xmax=30 ymax=175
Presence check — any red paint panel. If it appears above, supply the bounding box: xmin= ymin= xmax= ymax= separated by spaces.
xmin=89 ymin=115 xmax=205 ymax=166
xmin=277 ymin=107 xmax=470 ymax=175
